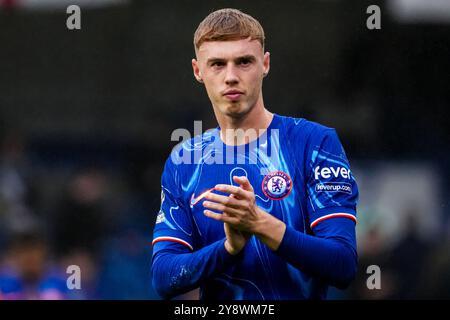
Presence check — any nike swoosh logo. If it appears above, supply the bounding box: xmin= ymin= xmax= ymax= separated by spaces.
xmin=190 ymin=187 xmax=215 ymax=206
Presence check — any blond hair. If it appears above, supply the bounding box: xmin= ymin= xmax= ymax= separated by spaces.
xmin=194 ymin=8 xmax=265 ymax=53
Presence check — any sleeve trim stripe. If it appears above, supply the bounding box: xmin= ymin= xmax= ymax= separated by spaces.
xmin=310 ymin=213 xmax=357 ymax=229
xmin=152 ymin=236 xmax=193 ymax=251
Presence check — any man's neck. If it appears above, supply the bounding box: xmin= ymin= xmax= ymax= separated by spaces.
xmin=217 ymin=103 xmax=273 ymax=146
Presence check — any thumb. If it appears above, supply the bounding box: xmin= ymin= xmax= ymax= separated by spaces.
xmin=233 ymin=176 xmax=254 ymax=192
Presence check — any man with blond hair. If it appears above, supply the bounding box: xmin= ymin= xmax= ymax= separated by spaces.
xmin=151 ymin=8 xmax=359 ymax=300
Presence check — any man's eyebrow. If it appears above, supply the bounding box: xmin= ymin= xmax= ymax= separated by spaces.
xmin=206 ymin=55 xmax=256 ymax=64
xmin=206 ymin=57 xmax=226 ymax=64
xmin=235 ymin=55 xmax=256 ymax=62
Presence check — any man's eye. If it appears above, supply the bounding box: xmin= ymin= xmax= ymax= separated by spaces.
xmin=212 ymin=62 xmax=224 ymax=67
xmin=239 ymin=59 xmax=251 ymax=66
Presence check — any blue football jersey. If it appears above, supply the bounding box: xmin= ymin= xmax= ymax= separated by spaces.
xmin=152 ymin=114 xmax=358 ymax=299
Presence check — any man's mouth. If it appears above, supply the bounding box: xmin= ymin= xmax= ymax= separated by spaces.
xmin=223 ymin=90 xmax=244 ymax=100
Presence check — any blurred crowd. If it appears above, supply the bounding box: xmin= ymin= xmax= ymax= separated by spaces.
xmin=0 ymin=131 xmax=161 ymax=299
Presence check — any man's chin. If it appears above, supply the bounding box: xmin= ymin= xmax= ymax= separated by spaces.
xmin=223 ymin=103 xmax=251 ymax=119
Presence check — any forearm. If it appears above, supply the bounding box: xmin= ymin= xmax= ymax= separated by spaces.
xmin=275 ymin=223 xmax=357 ymax=288
xmin=254 ymin=212 xmax=357 ymax=288
xmin=151 ymin=239 xmax=240 ymax=299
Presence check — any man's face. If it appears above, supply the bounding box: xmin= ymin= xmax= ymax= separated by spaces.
xmin=192 ymin=38 xmax=270 ymax=119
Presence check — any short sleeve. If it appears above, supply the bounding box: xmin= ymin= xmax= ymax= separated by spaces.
xmin=305 ymin=129 xmax=359 ymax=229
xmin=152 ymin=159 xmax=195 ymax=252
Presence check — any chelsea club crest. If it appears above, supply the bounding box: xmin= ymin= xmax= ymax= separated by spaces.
xmin=262 ymin=170 xmax=293 ymax=200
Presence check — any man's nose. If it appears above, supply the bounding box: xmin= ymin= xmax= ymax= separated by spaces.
xmin=224 ymin=64 xmax=239 ymax=85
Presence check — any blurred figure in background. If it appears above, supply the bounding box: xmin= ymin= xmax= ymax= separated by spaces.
xmin=0 ymin=230 xmax=67 ymax=299
xmin=387 ymin=209 xmax=432 ymax=299
xmin=50 ymin=168 xmax=111 ymax=299
xmin=0 ymin=130 xmax=39 ymax=250
xmin=418 ymin=220 xmax=450 ymax=299
xmin=52 ymin=168 xmax=109 ymax=257
xmin=348 ymin=225 xmax=397 ymax=299
xmin=348 ymin=209 xmax=434 ymax=299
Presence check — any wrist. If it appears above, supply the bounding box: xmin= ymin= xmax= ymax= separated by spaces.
xmin=224 ymin=239 xmax=241 ymax=256
xmin=252 ymin=207 xmax=276 ymax=235
xmin=253 ymin=208 xmax=286 ymax=251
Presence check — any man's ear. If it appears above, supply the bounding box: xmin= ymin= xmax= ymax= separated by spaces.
xmin=263 ymin=52 xmax=270 ymax=77
xmin=192 ymin=58 xmax=203 ymax=83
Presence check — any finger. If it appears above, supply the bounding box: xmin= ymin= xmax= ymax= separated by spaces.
xmin=233 ymin=176 xmax=254 ymax=192
xmin=214 ymin=184 xmax=248 ymax=198
xmin=203 ymin=201 xmax=241 ymax=216
xmin=204 ymin=192 xmax=242 ymax=208
xmin=203 ymin=210 xmax=238 ymax=224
